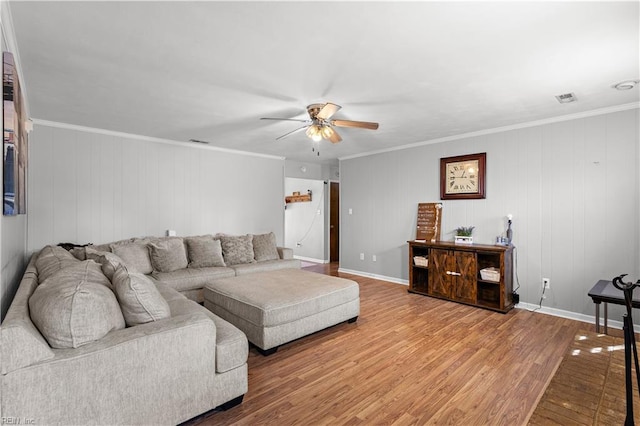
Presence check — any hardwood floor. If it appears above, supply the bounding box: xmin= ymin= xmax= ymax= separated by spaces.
xmin=194 ymin=263 xmax=594 ymax=425
xmin=529 ymin=332 xmax=640 ymax=425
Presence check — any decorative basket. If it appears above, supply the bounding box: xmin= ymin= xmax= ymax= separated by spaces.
xmin=413 ymin=256 xmax=428 ymax=267
xmin=480 ymin=267 xmax=500 ymax=282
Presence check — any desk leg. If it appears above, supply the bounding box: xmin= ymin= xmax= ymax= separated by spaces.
xmin=595 ymin=303 xmax=600 ymax=333
xmin=604 ymin=302 xmax=608 ymax=335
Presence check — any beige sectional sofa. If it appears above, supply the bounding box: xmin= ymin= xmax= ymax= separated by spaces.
xmin=0 ymin=232 xmax=297 ymax=425
xmin=71 ymin=232 xmax=300 ymax=302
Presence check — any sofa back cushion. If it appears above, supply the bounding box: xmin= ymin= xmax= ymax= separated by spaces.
xmin=29 ymin=261 xmax=126 ymax=349
xmin=252 ymin=232 xmax=280 ymax=262
xmin=112 ymin=264 xmax=171 ymax=326
xmin=85 ymin=246 xmax=125 ymax=281
xmin=110 ymin=240 xmax=153 ymax=274
xmin=186 ymin=236 xmax=226 ymax=268
xmin=220 ymin=234 xmax=255 ymax=266
xmin=147 ymin=238 xmax=189 ymax=272
xmin=35 ymin=245 xmax=80 ymax=283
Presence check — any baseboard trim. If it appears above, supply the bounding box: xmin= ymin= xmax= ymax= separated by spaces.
xmin=294 ymin=255 xmax=328 ymax=264
xmin=337 ymin=268 xmax=408 ymax=286
xmin=337 ymin=269 xmax=640 ymax=333
xmin=516 ymin=302 xmax=640 ymax=333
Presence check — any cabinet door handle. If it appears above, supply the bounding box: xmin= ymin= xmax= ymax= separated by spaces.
xmin=447 ymin=271 xmax=461 ymax=276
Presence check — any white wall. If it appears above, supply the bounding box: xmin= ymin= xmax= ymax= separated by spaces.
xmin=27 ymin=123 xmax=285 ymax=251
xmin=340 ymin=108 xmax=640 ymax=321
xmin=284 ymin=178 xmax=326 ymax=262
xmin=1 ymin=4 xmax=29 ymax=320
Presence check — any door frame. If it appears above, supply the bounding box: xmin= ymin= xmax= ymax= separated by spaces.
xmin=329 ymin=181 xmax=339 ymax=262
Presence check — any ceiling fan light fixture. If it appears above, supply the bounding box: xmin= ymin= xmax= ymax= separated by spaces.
xmin=321 ymin=126 xmax=334 ymax=139
xmin=306 ymin=124 xmax=323 ymax=142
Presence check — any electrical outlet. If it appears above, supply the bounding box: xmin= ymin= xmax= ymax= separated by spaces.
xmin=543 ymin=278 xmax=550 ymax=289
xmin=359 ymin=253 xmax=364 ymax=261
xmin=372 ymin=255 xmax=377 ymax=262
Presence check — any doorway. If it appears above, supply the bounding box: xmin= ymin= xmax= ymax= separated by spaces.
xmin=330 ymin=182 xmax=339 ymax=262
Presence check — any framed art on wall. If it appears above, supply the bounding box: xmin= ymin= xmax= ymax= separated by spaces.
xmin=3 ymin=51 xmax=28 ymax=215
xmin=440 ymin=152 xmax=486 ymax=200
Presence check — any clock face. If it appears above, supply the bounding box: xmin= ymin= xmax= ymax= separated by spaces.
xmin=440 ymin=152 xmax=486 ymax=200
xmin=446 ymin=160 xmax=479 ymax=194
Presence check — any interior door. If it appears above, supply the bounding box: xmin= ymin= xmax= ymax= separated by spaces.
xmin=330 ymin=182 xmax=339 ymax=262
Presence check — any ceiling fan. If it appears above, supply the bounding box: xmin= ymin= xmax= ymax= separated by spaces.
xmin=260 ymin=102 xmax=378 ymax=154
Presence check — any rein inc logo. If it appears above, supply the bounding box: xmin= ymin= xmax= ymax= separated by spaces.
xmin=2 ymin=418 xmax=35 ymax=425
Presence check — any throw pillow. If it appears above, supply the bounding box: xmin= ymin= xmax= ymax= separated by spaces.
xmin=220 ymin=234 xmax=255 ymax=266
xmin=29 ymin=261 xmax=125 ymax=349
xmin=85 ymin=246 xmax=125 ymax=281
xmin=147 ymin=238 xmax=188 ymax=272
xmin=186 ymin=236 xmax=226 ymax=268
xmin=111 ymin=264 xmax=171 ymax=326
xmin=252 ymin=232 xmax=280 ymax=262
xmin=110 ymin=241 xmax=153 ymax=274
xmin=35 ymin=245 xmax=80 ymax=283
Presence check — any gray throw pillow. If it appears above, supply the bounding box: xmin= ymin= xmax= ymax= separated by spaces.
xmin=110 ymin=241 xmax=153 ymax=274
xmin=147 ymin=238 xmax=188 ymax=272
xmin=186 ymin=236 xmax=226 ymax=268
xmin=253 ymin=232 xmax=280 ymax=262
xmin=85 ymin=246 xmax=125 ymax=281
xmin=29 ymin=261 xmax=125 ymax=349
xmin=111 ymin=264 xmax=171 ymax=326
xmin=220 ymin=234 xmax=255 ymax=266
xmin=35 ymin=245 xmax=80 ymax=283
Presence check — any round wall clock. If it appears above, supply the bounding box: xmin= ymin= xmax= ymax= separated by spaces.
xmin=440 ymin=152 xmax=486 ymax=200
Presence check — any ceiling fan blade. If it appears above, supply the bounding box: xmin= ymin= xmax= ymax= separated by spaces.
xmin=331 ymin=119 xmax=379 ymax=130
xmin=328 ymin=127 xmax=342 ymax=144
xmin=275 ymin=125 xmax=308 ymax=140
xmin=260 ymin=117 xmax=310 ymax=123
xmin=316 ymin=103 xmax=342 ymax=120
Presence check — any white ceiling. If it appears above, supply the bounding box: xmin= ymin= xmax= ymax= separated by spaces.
xmin=8 ymin=1 xmax=640 ymax=165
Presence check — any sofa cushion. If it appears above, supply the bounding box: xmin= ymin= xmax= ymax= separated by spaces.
xmin=112 ymin=264 xmax=171 ymax=326
xmin=35 ymin=245 xmax=80 ymax=283
xmin=220 ymin=234 xmax=255 ymax=266
xmin=231 ymin=258 xmax=301 ymax=276
xmin=29 ymin=261 xmax=125 ymax=349
xmin=151 ymin=266 xmax=236 ymax=293
xmin=186 ymin=236 xmax=226 ymax=268
xmin=252 ymin=232 xmax=280 ymax=262
xmin=164 ymin=295 xmax=248 ymax=373
xmin=85 ymin=247 xmax=125 ymax=281
xmin=110 ymin=241 xmax=153 ymax=274
xmin=148 ymin=238 xmax=188 ymax=272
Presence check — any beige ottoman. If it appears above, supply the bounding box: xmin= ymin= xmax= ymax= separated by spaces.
xmin=203 ymin=269 xmax=360 ymax=355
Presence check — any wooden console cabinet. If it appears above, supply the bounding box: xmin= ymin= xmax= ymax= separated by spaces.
xmin=408 ymin=240 xmax=513 ymax=313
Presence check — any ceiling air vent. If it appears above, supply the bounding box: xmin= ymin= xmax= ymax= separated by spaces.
xmin=555 ymin=92 xmax=577 ymax=104
xmin=188 ymin=138 xmax=210 ymax=144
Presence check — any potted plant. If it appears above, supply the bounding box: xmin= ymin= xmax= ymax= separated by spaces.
xmin=454 ymin=226 xmax=475 ymax=244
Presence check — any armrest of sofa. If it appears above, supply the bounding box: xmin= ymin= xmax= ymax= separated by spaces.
xmin=1 ymin=313 xmax=221 ymax=425
xmin=1 ymin=256 xmax=55 ymax=374
xmin=277 ymin=247 xmax=294 ymax=260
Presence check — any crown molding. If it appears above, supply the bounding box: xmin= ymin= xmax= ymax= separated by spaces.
xmin=31 ymin=119 xmax=286 ymax=161
xmin=339 ymin=102 xmax=640 ymax=162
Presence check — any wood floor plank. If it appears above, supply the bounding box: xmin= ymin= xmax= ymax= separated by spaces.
xmin=187 ymin=263 xmax=617 ymax=425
